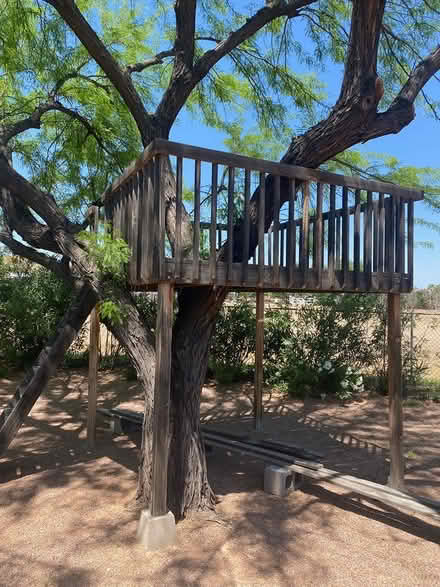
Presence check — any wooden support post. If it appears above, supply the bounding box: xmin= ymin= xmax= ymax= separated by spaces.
xmin=387 ymin=293 xmax=405 ymax=489
xmin=151 ymin=281 xmax=174 ymax=517
xmin=88 ymin=207 xmax=99 ymax=450
xmin=254 ymin=291 xmax=264 ymax=432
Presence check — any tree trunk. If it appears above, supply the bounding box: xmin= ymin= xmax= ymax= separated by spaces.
xmin=166 ymin=286 xmax=227 ymax=519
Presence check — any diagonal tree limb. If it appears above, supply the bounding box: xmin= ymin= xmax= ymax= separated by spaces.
xmin=43 ymin=0 xmax=155 ymax=145
xmin=0 ymin=229 xmax=72 ymax=282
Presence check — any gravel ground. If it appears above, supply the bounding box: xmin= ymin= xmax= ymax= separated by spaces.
xmin=0 ymin=369 xmax=439 ymax=586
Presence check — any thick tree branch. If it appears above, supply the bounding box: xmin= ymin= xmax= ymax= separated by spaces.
xmin=174 ymin=0 xmax=197 ymax=74
xmin=155 ymin=0 xmax=317 ymax=134
xmin=43 ymin=0 xmax=155 ymax=145
xmin=362 ymin=44 xmax=440 ymax=141
xmin=338 ymin=0 xmax=386 ymax=108
xmin=0 ymin=157 xmax=67 ymax=229
xmin=0 ymin=230 xmax=72 ymax=282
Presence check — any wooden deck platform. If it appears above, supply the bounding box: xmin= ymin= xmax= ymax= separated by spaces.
xmin=102 ymin=139 xmax=423 ymax=294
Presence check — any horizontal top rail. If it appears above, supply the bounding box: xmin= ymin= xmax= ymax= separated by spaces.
xmin=102 ymin=138 xmax=424 ymax=202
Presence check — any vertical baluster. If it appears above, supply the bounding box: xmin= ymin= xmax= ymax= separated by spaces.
xmin=288 ymin=178 xmax=296 ymax=287
xmin=364 ymin=191 xmax=372 ymax=290
xmin=335 ymin=215 xmax=341 ymax=270
xmin=267 ymin=230 xmax=272 ymax=266
xmin=378 ymin=192 xmax=385 ymax=274
xmin=131 ymin=173 xmax=140 ymax=285
xmin=407 ymin=200 xmax=414 ymax=289
xmin=342 ymin=187 xmax=349 ymax=287
xmin=280 ymin=226 xmax=285 ymax=269
xmin=354 ymin=189 xmax=361 ymax=289
xmin=396 ymin=196 xmax=404 ymax=276
xmin=242 ymin=169 xmax=251 ymax=283
xmin=155 ymin=155 xmax=166 ymax=281
xmin=210 ymin=163 xmax=218 ymax=283
xmin=227 ymin=166 xmax=235 ymax=283
xmin=314 ymin=182 xmax=323 ymax=288
xmin=373 ymin=198 xmax=379 ymax=272
xmin=386 ymin=195 xmax=395 ymax=276
xmin=258 ymin=172 xmax=265 ymax=287
xmin=192 ymin=160 xmax=201 ymax=282
xmin=137 ymin=170 xmax=146 ymax=282
xmin=301 ymin=181 xmax=310 ymax=287
xmin=174 ymin=157 xmax=183 ymax=280
xmin=328 ymin=185 xmax=336 ymax=288
xmin=273 ymin=175 xmax=280 ymax=286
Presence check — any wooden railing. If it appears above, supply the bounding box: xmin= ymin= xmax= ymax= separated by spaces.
xmin=102 ymin=139 xmax=423 ymax=293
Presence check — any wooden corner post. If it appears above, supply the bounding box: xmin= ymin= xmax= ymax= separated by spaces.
xmin=87 ymin=207 xmax=100 ymax=449
xmin=387 ymin=292 xmax=405 ymax=489
xmin=151 ymin=281 xmax=174 ymax=517
xmin=254 ymin=291 xmax=264 ymax=432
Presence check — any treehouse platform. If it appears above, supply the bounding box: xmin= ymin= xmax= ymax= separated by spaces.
xmin=102 ymin=139 xmax=423 ymax=294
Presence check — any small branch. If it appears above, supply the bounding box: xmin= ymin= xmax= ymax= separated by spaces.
xmin=126 ymin=50 xmax=176 ymax=74
xmin=0 ymin=230 xmax=72 ymax=282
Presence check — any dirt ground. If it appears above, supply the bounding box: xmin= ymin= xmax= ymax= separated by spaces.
xmin=0 ymin=369 xmax=439 ymax=586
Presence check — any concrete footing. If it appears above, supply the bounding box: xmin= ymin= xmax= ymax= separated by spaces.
xmin=110 ymin=417 xmax=123 ymax=435
xmin=264 ymin=464 xmax=299 ymax=497
xmin=137 ymin=510 xmax=176 ymax=551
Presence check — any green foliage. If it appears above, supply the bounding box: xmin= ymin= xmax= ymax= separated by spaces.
xmin=209 ymin=298 xmax=255 ymax=383
xmin=273 ymin=295 xmax=380 ymax=400
xmin=79 ymin=228 xmax=131 ymax=279
xmin=0 ymin=258 xmax=82 ymax=369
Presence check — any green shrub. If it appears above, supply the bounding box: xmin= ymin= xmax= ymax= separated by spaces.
xmin=0 ymin=258 xmax=81 ymax=369
xmin=209 ymin=298 xmax=255 ymax=382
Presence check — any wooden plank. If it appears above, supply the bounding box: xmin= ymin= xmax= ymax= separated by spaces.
xmin=354 ymin=189 xmax=361 ymax=289
xmin=288 ymin=178 xmax=296 ymax=287
xmin=136 ymin=170 xmax=144 ymax=282
xmin=193 ymin=159 xmax=201 ymax=281
xmin=396 ymin=196 xmax=405 ymax=274
xmin=258 ymin=172 xmax=265 ymax=287
xmin=273 ymin=175 xmax=280 ymax=286
xmin=280 ymin=227 xmax=285 ymax=268
xmin=335 ymin=216 xmax=341 ymax=270
xmin=227 ymin=166 xmax=235 ymax=283
xmin=387 ymin=293 xmax=405 ymax=490
xmin=163 ymin=259 xmax=413 ymax=294
xmin=407 ymin=200 xmax=414 ymax=289
xmin=129 ymin=173 xmax=140 ymax=284
xmin=314 ymin=183 xmax=323 ymax=287
xmin=373 ymin=200 xmax=379 ymax=271
xmin=153 ymin=155 xmax=165 ymax=280
xmin=364 ymin=191 xmax=372 ymax=287
xmin=87 ymin=207 xmax=99 ymax=450
xmin=242 ymin=169 xmax=251 ymax=282
xmin=209 ymin=163 xmax=218 ymax=283
xmin=328 ymin=185 xmax=336 ymax=287
xmin=378 ymin=192 xmax=385 ymax=273
xmin=342 ymin=186 xmax=349 ymax=285
xmin=287 ymin=463 xmax=439 ymax=519
xmin=301 ymin=181 xmax=310 ymax=286
xmin=175 ymin=156 xmax=183 ymax=280
xmin=146 ymin=161 xmax=156 ymax=279
xmin=255 ymin=291 xmax=264 ymax=432
xmin=151 ymin=282 xmax=174 ymax=517
xmin=386 ymin=196 xmax=395 ymax=273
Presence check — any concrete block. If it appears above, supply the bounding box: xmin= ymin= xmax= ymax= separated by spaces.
xmin=110 ymin=417 xmax=123 ymax=435
xmin=264 ymin=464 xmax=296 ymax=497
xmin=137 ymin=510 xmax=176 ymax=551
